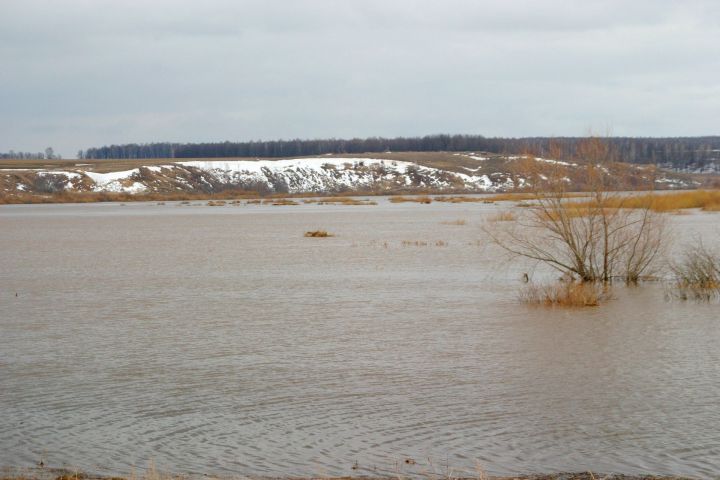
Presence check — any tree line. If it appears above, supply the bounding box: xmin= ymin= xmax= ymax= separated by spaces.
xmin=77 ymin=134 xmax=720 ymax=168
xmin=1 ymin=147 xmax=60 ymax=160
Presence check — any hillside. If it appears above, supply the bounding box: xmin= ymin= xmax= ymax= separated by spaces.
xmin=0 ymin=152 xmax=708 ymax=202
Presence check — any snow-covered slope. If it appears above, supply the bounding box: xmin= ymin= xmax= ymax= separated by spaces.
xmin=1 ymin=157 xmax=512 ymax=195
xmin=0 ymin=155 xmax=696 ymax=196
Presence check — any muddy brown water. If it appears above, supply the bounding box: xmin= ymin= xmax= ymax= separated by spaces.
xmin=1 ymin=200 xmax=719 ymax=479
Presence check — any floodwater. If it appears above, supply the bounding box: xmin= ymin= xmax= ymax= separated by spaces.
xmin=1 ymin=200 xmax=719 ymax=479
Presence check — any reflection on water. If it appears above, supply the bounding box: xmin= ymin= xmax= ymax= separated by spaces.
xmin=1 ymin=200 xmax=719 ymax=478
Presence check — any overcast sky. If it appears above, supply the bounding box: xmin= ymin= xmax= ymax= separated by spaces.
xmin=1 ymin=0 xmax=719 ymax=156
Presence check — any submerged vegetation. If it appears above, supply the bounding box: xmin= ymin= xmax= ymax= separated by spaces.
xmin=520 ymin=281 xmax=609 ymax=307
xmin=389 ymin=195 xmax=433 ymax=204
xmin=670 ymin=242 xmax=720 ymax=300
xmin=487 ymin=211 xmax=516 ymax=222
xmin=265 ymin=198 xmax=300 ymax=206
xmin=304 ymin=230 xmax=334 ymax=238
xmin=304 ymin=197 xmax=378 ymax=205
xmin=441 ymin=219 xmax=467 ymax=225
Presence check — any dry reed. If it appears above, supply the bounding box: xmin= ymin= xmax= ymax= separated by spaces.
xmin=570 ymin=190 xmax=720 ymax=212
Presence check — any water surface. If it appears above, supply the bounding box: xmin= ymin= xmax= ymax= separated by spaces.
xmin=1 ymin=200 xmax=719 ymax=478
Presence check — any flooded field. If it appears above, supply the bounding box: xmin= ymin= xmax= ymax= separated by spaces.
xmin=1 ymin=199 xmax=719 ymax=479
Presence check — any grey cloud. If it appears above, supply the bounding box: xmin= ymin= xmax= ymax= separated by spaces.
xmin=1 ymin=0 xmax=718 ymax=156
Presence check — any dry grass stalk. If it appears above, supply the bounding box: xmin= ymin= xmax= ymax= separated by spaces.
xmin=441 ymin=219 xmax=467 ymax=225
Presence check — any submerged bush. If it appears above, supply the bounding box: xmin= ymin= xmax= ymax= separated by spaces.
xmin=670 ymin=242 xmax=720 ymax=300
xmin=304 ymin=230 xmax=334 ymax=238
xmin=520 ymin=281 xmax=609 ymax=307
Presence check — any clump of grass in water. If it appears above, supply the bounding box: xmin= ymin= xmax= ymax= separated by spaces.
xmin=402 ymin=240 xmax=428 ymax=246
xmin=304 ymin=230 xmax=334 ymax=238
xmin=487 ymin=211 xmax=516 ymax=222
xmin=520 ymin=281 xmax=609 ymax=307
xmin=206 ymin=200 xmax=226 ymax=206
xmin=390 ymin=195 xmax=432 ymax=204
xmin=434 ymin=196 xmax=487 ymax=203
xmin=305 ymin=197 xmax=378 ymax=206
xmin=441 ymin=219 xmax=467 ymax=225
xmin=670 ymin=242 xmax=720 ymax=301
xmin=264 ymin=198 xmax=299 ymax=206
xmin=401 ymin=240 xmax=448 ymax=247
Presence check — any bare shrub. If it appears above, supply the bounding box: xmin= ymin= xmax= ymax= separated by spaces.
xmin=32 ymin=174 xmax=69 ymax=193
